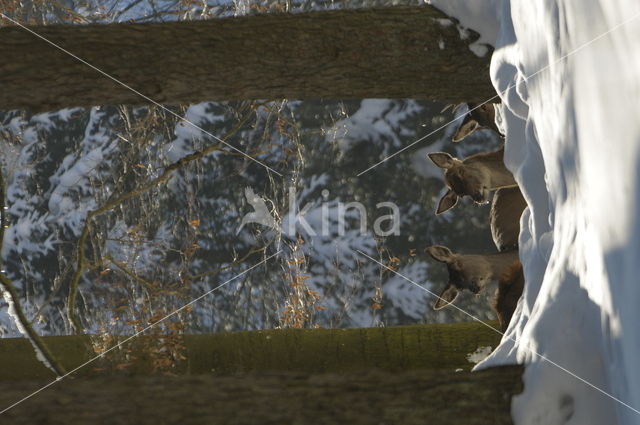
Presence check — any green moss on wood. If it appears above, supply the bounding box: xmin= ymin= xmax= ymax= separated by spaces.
xmin=0 ymin=321 xmax=502 ymax=380
xmin=184 ymin=321 xmax=501 ymax=375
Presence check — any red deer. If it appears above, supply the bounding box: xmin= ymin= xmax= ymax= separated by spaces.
xmin=494 ymin=261 xmax=524 ymax=331
xmin=449 ymin=102 xmax=503 ymax=142
xmin=490 ymin=186 xmax=528 ymax=251
xmin=426 ymin=245 xmax=523 ymax=332
xmin=428 ymin=146 xmax=517 ymax=214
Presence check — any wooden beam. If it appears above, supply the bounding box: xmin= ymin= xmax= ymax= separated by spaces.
xmin=0 ymin=366 xmax=523 ymax=424
xmin=0 ymin=6 xmax=494 ymax=112
xmin=0 ymin=322 xmax=503 ymax=379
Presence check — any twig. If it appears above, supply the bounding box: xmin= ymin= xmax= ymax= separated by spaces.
xmin=67 ymin=104 xmax=263 ymax=334
xmin=105 ymin=254 xmax=157 ymax=291
xmin=0 ymin=168 xmax=67 ymax=376
xmin=188 ymin=246 xmax=267 ymax=281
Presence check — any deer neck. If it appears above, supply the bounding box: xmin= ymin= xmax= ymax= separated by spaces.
xmin=486 ymin=165 xmax=517 ymax=188
xmin=466 ymin=149 xmax=516 ymax=189
xmin=466 ymin=251 xmax=520 ymax=281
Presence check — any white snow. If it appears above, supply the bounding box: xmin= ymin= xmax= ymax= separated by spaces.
xmin=164 ymin=102 xmax=224 ymax=163
xmin=383 ymin=261 xmax=431 ymax=320
xmin=2 ymin=291 xmax=58 ymax=374
xmin=324 ymin=99 xmax=422 ymax=154
xmin=48 ymin=146 xmax=107 ymax=216
xmin=439 ymin=1 xmax=640 ymax=424
xmin=429 ymin=0 xmax=500 ymax=56
xmin=466 ymin=345 xmax=493 ymax=364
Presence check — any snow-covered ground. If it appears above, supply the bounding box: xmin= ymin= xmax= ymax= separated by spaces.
xmin=431 ymin=0 xmax=640 ymax=423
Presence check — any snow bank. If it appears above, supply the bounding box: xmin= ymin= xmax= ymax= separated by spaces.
xmin=434 ymin=0 xmax=640 ymax=424
xmin=429 ymin=0 xmax=501 ymax=56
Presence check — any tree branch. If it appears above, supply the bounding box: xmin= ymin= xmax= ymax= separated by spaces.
xmin=66 ymin=104 xmax=259 ymax=334
xmin=0 ymin=168 xmax=67 ymax=376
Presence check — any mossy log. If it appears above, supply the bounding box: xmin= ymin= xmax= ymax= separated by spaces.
xmin=0 ymin=6 xmax=494 ymax=112
xmin=0 ymin=366 xmax=523 ymax=425
xmin=0 ymin=321 xmax=502 ymax=380
xmin=0 ymin=323 xmax=521 ymax=424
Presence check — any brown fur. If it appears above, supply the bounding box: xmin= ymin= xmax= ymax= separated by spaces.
xmin=426 ymin=245 xmax=520 ymax=311
xmin=490 ymin=186 xmax=528 ymax=251
xmin=452 ymin=102 xmax=503 ymax=142
xmin=428 ymin=146 xmax=518 ymax=214
xmin=493 ymin=261 xmax=525 ymax=332
xmin=427 ymin=246 xmax=525 ymax=330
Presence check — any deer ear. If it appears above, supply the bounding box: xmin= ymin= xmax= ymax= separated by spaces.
xmin=433 ymin=285 xmax=459 ymax=310
xmin=452 ymin=118 xmax=480 ymax=142
xmin=435 ymin=189 xmax=458 ymax=214
xmin=427 ymin=152 xmax=455 ymax=169
xmin=426 ymin=245 xmax=454 ymax=263
xmin=441 ymin=103 xmax=464 ymax=113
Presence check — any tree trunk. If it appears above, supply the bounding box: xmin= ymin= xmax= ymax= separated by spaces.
xmin=0 ymin=366 xmax=523 ymax=425
xmin=0 ymin=6 xmax=494 ymax=112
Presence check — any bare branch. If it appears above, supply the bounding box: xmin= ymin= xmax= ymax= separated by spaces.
xmin=0 ymin=167 xmax=67 ymax=377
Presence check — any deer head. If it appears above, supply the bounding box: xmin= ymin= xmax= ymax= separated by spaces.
xmin=426 ymin=245 xmax=519 ymax=311
xmin=451 ymin=102 xmax=503 ymax=142
xmin=428 ymin=147 xmax=517 ymax=214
